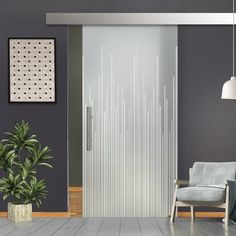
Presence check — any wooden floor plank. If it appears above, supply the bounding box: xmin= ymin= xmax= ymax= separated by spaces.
xmin=225 ymin=223 xmax=236 ymax=235
xmin=6 ymin=218 xmax=53 ymax=236
xmin=74 ymin=218 xmax=104 ymax=236
xmin=154 ymin=217 xmax=198 ymax=236
xmin=154 ymin=217 xmax=174 ymax=236
xmin=120 ymin=218 xmax=142 ymax=236
xmin=0 ymin=219 xmax=11 ymax=228
xmin=30 ymin=218 xmax=70 ymax=236
xmin=189 ymin=219 xmax=226 ymax=236
xmin=0 ymin=217 xmax=233 ymax=235
xmin=97 ymin=218 xmax=120 ymax=236
xmin=138 ymin=218 xmax=163 ymax=236
xmin=205 ymin=220 xmax=236 ymax=236
xmin=0 ymin=218 xmax=43 ymax=235
xmin=51 ymin=217 xmax=86 ymax=236
xmin=176 ymin=219 xmax=210 ymax=236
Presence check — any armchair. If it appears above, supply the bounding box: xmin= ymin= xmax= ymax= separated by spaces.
xmin=170 ymin=162 xmax=236 ymax=225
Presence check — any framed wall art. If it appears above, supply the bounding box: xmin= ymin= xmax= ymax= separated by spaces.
xmin=8 ymin=38 xmax=56 ymax=103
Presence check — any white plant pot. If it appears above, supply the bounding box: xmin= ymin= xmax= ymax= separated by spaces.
xmin=8 ymin=202 xmax=32 ymax=223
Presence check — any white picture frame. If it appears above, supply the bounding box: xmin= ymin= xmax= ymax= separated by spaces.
xmin=9 ymin=38 xmax=56 ymax=103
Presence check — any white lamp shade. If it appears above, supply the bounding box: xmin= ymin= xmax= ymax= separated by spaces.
xmin=221 ymin=76 xmax=236 ymax=99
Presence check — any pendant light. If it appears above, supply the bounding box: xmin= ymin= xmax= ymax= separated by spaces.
xmin=221 ymin=0 xmax=236 ymax=99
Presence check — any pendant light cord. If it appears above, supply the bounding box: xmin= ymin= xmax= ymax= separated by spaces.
xmin=233 ymin=0 xmax=235 ymax=76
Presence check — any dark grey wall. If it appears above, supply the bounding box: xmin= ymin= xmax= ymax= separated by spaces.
xmin=0 ymin=0 xmax=234 ymax=211
xmin=0 ymin=1 xmax=69 ymax=212
xmin=178 ymin=26 xmax=236 ymax=180
xmin=68 ymin=27 xmax=83 ymax=187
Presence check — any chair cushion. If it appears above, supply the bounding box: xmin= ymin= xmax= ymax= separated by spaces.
xmin=176 ymin=186 xmax=225 ymax=203
xmin=189 ymin=162 xmax=236 ymax=186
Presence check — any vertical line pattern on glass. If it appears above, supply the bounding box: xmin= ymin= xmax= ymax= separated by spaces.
xmin=83 ymin=26 xmax=178 ymax=217
xmin=86 ymin=107 xmax=93 ymax=151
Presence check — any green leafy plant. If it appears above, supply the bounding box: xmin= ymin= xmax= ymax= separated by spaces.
xmin=0 ymin=121 xmax=53 ymax=207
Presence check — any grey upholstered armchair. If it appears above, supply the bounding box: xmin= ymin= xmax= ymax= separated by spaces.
xmin=170 ymin=162 xmax=236 ymax=225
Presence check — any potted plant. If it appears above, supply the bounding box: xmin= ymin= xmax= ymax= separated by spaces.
xmin=0 ymin=121 xmax=53 ymax=222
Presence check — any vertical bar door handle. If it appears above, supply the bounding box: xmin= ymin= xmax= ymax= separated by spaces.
xmin=87 ymin=106 xmax=93 ymax=151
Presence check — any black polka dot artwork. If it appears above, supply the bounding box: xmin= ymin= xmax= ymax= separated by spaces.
xmin=9 ymin=39 xmax=55 ymax=102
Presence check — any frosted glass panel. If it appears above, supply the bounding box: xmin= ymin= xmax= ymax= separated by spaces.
xmin=83 ymin=26 xmax=177 ymax=217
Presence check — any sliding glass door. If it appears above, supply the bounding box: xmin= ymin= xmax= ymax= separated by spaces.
xmin=83 ymin=26 xmax=177 ymax=217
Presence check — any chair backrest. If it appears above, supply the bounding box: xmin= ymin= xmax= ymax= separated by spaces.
xmin=189 ymin=162 xmax=236 ymax=186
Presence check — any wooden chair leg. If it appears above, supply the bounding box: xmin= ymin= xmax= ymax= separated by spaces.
xmin=170 ymin=185 xmax=178 ymax=223
xmin=225 ymin=185 xmax=230 ymax=226
xmin=170 ymin=199 xmax=176 ymax=223
xmin=191 ymin=206 xmax=195 ymax=222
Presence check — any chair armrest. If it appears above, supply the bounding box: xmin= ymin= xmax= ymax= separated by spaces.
xmin=174 ymin=179 xmax=189 ymax=186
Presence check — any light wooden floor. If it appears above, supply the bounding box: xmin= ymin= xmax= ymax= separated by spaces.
xmin=0 ymin=217 xmax=235 ymax=236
